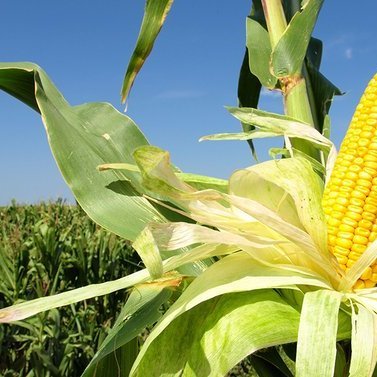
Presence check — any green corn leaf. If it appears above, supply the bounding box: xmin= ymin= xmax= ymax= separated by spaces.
xmin=131 ymin=290 xmax=301 ymax=376
xmin=121 ymin=0 xmax=174 ymax=103
xmin=250 ymin=347 xmax=294 ymax=377
xmin=237 ymin=50 xmax=261 ymax=156
xmin=81 ymin=340 xmax=137 ymax=377
xmin=305 ymin=60 xmax=342 ymax=132
xmin=131 ymin=252 xmax=333 ymax=375
xmin=306 ymin=37 xmax=323 ymax=71
xmin=0 ymin=63 xmax=210 ymax=279
xmin=246 ymin=17 xmax=278 ymax=88
xmin=0 ymin=268 xmax=150 ymax=322
xmin=272 ymin=0 xmax=324 ymax=77
xmin=295 ymin=289 xmax=342 ymax=377
xmin=0 ymin=63 xmax=163 ymax=242
xmin=81 ymin=282 xmax=174 ymax=377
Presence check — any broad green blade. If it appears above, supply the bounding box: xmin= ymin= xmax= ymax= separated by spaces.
xmin=81 ymin=282 xmax=174 ymax=377
xmin=0 ymin=63 xmax=209 ymax=276
xmin=272 ymin=0 xmax=324 ymax=77
xmin=81 ymin=339 xmax=137 ymax=377
xmin=296 ymin=289 xmax=342 ymax=377
xmin=246 ymin=17 xmax=278 ymax=88
xmin=121 ymin=0 xmax=174 ymax=103
xmin=131 ymin=252 xmax=332 ymax=375
xmin=349 ymin=303 xmax=377 ymax=377
xmin=0 ymin=63 xmax=163 ymax=242
xmin=131 ymin=290 xmax=300 ymax=376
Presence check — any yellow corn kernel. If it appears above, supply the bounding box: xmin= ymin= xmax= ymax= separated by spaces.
xmin=336 ymin=197 xmax=349 ymax=206
xmin=364 ymin=203 xmax=377 ymax=214
xmin=338 ymin=231 xmax=354 ymax=240
xmin=335 ymin=255 xmax=348 ymax=265
xmin=357 ymin=179 xmax=373 ymax=189
xmin=343 ymin=217 xmax=358 ymax=228
xmin=364 ymin=280 xmax=376 ymax=288
xmin=361 ymin=267 xmax=373 ymax=280
xmin=351 ymin=235 xmax=368 ymax=247
xmin=365 ymin=161 xmax=377 ymax=169
xmin=347 ymin=259 xmax=356 ymax=268
xmin=328 ymin=217 xmax=341 ymax=227
xmin=327 ymin=226 xmax=338 ymax=235
xmin=354 ymin=280 xmax=365 ymax=290
xmin=323 ymin=73 xmax=377 ymax=289
xmin=328 ymin=235 xmax=337 ymax=246
xmin=338 ymin=223 xmax=354 ymax=233
xmin=351 ymin=190 xmax=366 ymax=200
xmin=355 ymin=227 xmax=370 ymax=238
xmin=358 ymin=219 xmax=373 ymax=229
xmin=349 ymin=198 xmax=364 ymax=207
xmin=369 ymin=232 xmax=377 ymax=242
xmin=365 ymin=197 xmax=377 ymax=206
xmin=346 ymin=211 xmax=362 ymax=222
xmin=351 ymin=243 xmax=367 ymax=254
xmin=333 ymin=246 xmax=349 ymax=256
xmin=361 ymin=211 xmax=375 ymax=221
xmin=333 ymin=203 xmax=347 ymax=213
xmin=335 ymin=238 xmax=353 ymax=249
xmin=348 ymin=251 xmax=362 ymax=261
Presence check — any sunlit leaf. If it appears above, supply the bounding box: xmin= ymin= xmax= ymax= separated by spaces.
xmin=246 ymin=17 xmax=278 ymax=88
xmin=272 ymin=0 xmax=324 ymax=77
xmin=296 ymin=289 xmax=342 ymax=377
xmin=121 ymin=0 xmax=174 ymax=103
xmin=131 ymin=290 xmax=300 ymax=376
xmin=131 ymin=252 xmax=332 ymax=375
xmin=0 ymin=63 xmax=164 ymax=242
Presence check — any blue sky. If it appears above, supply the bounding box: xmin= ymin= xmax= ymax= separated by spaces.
xmin=1 ymin=1 xmax=377 ymax=205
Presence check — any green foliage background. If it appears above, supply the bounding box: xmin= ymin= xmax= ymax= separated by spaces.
xmin=0 ymin=201 xmax=141 ymax=376
xmin=0 ymin=202 xmax=276 ymax=376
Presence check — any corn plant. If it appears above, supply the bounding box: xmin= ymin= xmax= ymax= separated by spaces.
xmin=1 ymin=0 xmax=377 ymax=376
xmin=0 ymin=201 xmax=140 ymax=376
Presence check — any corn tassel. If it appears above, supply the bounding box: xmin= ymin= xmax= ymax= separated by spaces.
xmin=323 ymin=73 xmax=377 ymax=289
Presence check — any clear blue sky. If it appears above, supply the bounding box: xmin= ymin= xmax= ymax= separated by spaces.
xmin=1 ymin=1 xmax=377 ymax=205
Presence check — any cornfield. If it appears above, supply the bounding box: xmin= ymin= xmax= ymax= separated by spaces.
xmin=0 ymin=200 xmax=140 ymax=376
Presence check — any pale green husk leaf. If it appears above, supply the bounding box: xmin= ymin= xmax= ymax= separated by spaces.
xmin=296 ymin=289 xmax=342 ymax=377
xmin=131 ymin=290 xmax=300 ymax=377
xmin=348 ymin=303 xmax=377 ymax=377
